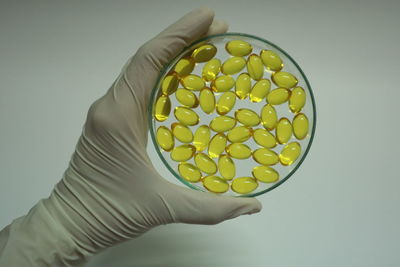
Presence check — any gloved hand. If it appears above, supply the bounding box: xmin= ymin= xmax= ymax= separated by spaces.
xmin=0 ymin=7 xmax=261 ymax=267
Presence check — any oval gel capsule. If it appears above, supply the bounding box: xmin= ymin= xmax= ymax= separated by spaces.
xmin=194 ymin=153 xmax=217 ymax=174
xmin=202 ymin=175 xmax=229 ymax=193
xmin=171 ymin=123 xmax=193 ymax=143
xmin=235 ymin=73 xmax=251 ymax=99
xmin=231 ymin=177 xmax=258 ymax=194
xmin=181 ymin=74 xmax=205 ymax=91
xmin=261 ymin=104 xmax=278 ymax=130
xmin=170 ymin=144 xmax=196 ymax=162
xmin=178 ymin=162 xmax=201 ymax=182
xmin=272 ymin=71 xmax=298 ymax=88
xmin=154 ymin=95 xmax=171 ymax=122
xmin=252 ymin=166 xmax=279 ymax=183
xmin=174 ymin=57 xmax=195 ymax=77
xmin=235 ymin=108 xmax=260 ymax=127
xmin=289 ymin=86 xmax=306 ymax=113
xmin=218 ymin=155 xmax=235 ymax=180
xmin=221 ymin=56 xmax=246 ymax=75
xmin=202 ymin=58 xmax=221 ymax=81
xmin=279 ymin=142 xmax=301 ymax=166
xmin=199 ymin=88 xmax=216 ymax=114
xmin=175 ymin=88 xmax=198 ymax=108
xmin=156 ymin=126 xmax=174 ymax=151
xmin=210 ymin=116 xmax=236 ymax=132
xmin=227 ymin=126 xmax=252 ymax=143
xmin=161 ymin=73 xmax=179 ymax=95
xmin=267 ymin=88 xmax=291 ymax=105
xmin=253 ymin=128 xmax=276 ymax=148
xmin=191 ymin=44 xmax=217 ymax=63
xmin=276 ymin=118 xmax=293 ymax=144
xmin=193 ymin=125 xmax=211 ymax=151
xmin=208 ymin=133 xmax=227 ymax=158
xmin=225 ymin=40 xmax=252 ymax=57
xmin=174 ymin=106 xmax=199 ymax=126
xmin=212 ymin=75 xmax=235 ymax=92
xmin=260 ymin=50 xmax=283 ymax=71
xmin=246 ymin=54 xmax=264 ymax=81
xmin=292 ymin=113 xmax=309 ymax=140
xmin=252 ymin=148 xmax=279 ymax=166
xmin=250 ymin=79 xmax=271 ymax=102
xmin=216 ymin=91 xmax=236 ymax=115
xmin=226 ymin=143 xmax=252 ymax=159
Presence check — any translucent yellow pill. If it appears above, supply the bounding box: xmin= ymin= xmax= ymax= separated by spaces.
xmin=170 ymin=144 xmax=196 ymax=162
xmin=260 ymin=50 xmax=283 ymax=71
xmin=225 ymin=40 xmax=252 ymax=57
xmin=279 ymin=142 xmax=301 ymax=166
xmin=210 ymin=116 xmax=236 ymax=132
xmin=221 ymin=56 xmax=246 ymax=75
xmin=250 ymin=79 xmax=271 ymax=102
xmin=216 ymin=91 xmax=236 ymax=115
xmin=211 ymin=75 xmax=235 ymax=92
xmin=289 ymin=86 xmax=306 ymax=113
xmin=235 ymin=73 xmax=251 ymax=99
xmin=226 ymin=143 xmax=252 ymax=159
xmin=276 ymin=118 xmax=293 ymax=144
xmin=252 ymin=166 xmax=279 ymax=183
xmin=193 ymin=125 xmax=211 ymax=151
xmin=175 ymin=88 xmax=198 ymax=108
xmin=231 ymin=177 xmax=258 ymax=194
xmin=292 ymin=113 xmax=309 ymax=140
xmin=235 ymin=108 xmax=260 ymax=127
xmin=261 ymin=104 xmax=278 ymax=130
xmin=174 ymin=106 xmax=199 ymax=126
xmin=178 ymin=162 xmax=201 ymax=182
xmin=191 ymin=44 xmax=217 ymax=63
xmin=246 ymin=54 xmax=264 ymax=81
xmin=202 ymin=175 xmax=229 ymax=193
xmin=199 ymin=88 xmax=215 ymax=114
xmin=252 ymin=148 xmax=279 ymax=166
xmin=202 ymin=58 xmax=221 ymax=82
xmin=161 ymin=73 xmax=179 ymax=95
xmin=194 ymin=153 xmax=217 ymax=174
xmin=267 ymin=88 xmax=291 ymax=105
xmin=218 ymin=155 xmax=235 ymax=180
xmin=174 ymin=57 xmax=195 ymax=77
xmin=171 ymin=123 xmax=193 ymax=143
xmin=156 ymin=126 xmax=174 ymax=152
xmin=208 ymin=133 xmax=227 ymax=158
xmin=181 ymin=74 xmax=205 ymax=91
xmin=227 ymin=126 xmax=252 ymax=143
xmin=272 ymin=71 xmax=298 ymax=88
xmin=253 ymin=128 xmax=277 ymax=148
xmin=154 ymin=95 xmax=171 ymax=122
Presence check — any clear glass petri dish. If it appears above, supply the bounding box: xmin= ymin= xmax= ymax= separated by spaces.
xmin=148 ymin=33 xmax=316 ymax=197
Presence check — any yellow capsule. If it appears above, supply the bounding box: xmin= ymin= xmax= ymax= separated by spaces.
xmin=199 ymin=88 xmax=216 ymax=114
xmin=225 ymin=40 xmax=252 ymax=57
xmin=252 ymin=166 xmax=279 ymax=183
xmin=216 ymin=91 xmax=236 ymax=115
xmin=161 ymin=73 xmax=179 ymax=95
xmin=175 ymin=88 xmax=198 ymax=108
xmin=226 ymin=143 xmax=252 ymax=159
xmin=171 ymin=123 xmax=193 ymax=143
xmin=231 ymin=177 xmax=258 ymax=194
xmin=292 ymin=113 xmax=309 ymax=140
xmin=260 ymin=50 xmax=283 ymax=71
xmin=211 ymin=75 xmax=235 ymax=92
xmin=181 ymin=74 xmax=205 ymax=91
xmin=235 ymin=73 xmax=251 ymax=99
xmin=194 ymin=153 xmax=217 ymax=174
xmin=210 ymin=116 xmax=236 ymax=132
xmin=261 ymin=104 xmax=278 ymax=130
xmin=252 ymin=148 xmax=279 ymax=166
xmin=208 ymin=133 xmax=227 ymax=158
xmin=235 ymin=108 xmax=260 ymax=127
xmin=156 ymin=126 xmax=174 ymax=152
xmin=170 ymin=144 xmax=196 ymax=162
xmin=253 ymin=128 xmax=276 ymax=148
xmin=174 ymin=106 xmax=199 ymax=126
xmin=221 ymin=56 xmax=246 ymax=75
xmin=154 ymin=95 xmax=171 ymax=122
xmin=174 ymin=57 xmax=195 ymax=77
xmin=202 ymin=175 xmax=229 ymax=193
xmin=202 ymin=58 xmax=221 ymax=82
xmin=193 ymin=125 xmax=211 ymax=151
xmin=178 ymin=162 xmax=201 ymax=182
xmin=276 ymin=118 xmax=293 ymax=144
xmin=267 ymin=88 xmax=291 ymax=105
xmin=246 ymin=54 xmax=264 ymax=81
xmin=191 ymin=44 xmax=217 ymax=63
xmin=250 ymin=79 xmax=271 ymax=102
xmin=279 ymin=142 xmax=301 ymax=166
xmin=218 ymin=155 xmax=235 ymax=180
xmin=289 ymin=86 xmax=306 ymax=113
xmin=227 ymin=126 xmax=252 ymax=143
xmin=272 ymin=71 xmax=298 ymax=88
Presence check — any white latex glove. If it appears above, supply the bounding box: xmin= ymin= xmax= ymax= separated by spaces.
xmin=0 ymin=7 xmax=262 ymax=267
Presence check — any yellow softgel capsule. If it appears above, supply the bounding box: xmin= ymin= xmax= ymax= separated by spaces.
xmin=252 ymin=148 xmax=279 ymax=166
xmin=218 ymin=155 xmax=235 ymax=180
xmin=202 ymin=175 xmax=229 ymax=193
xmin=289 ymin=86 xmax=306 ymax=113
xmin=252 ymin=166 xmax=279 ymax=183
xmin=235 ymin=73 xmax=251 ymax=99
xmin=267 ymin=88 xmax=291 ymax=105
xmin=250 ymin=79 xmax=271 ymax=102
xmin=193 ymin=125 xmax=211 ymax=151
xmin=221 ymin=56 xmax=246 ymax=75
xmin=210 ymin=116 xmax=236 ymax=132
xmin=225 ymin=40 xmax=252 ymax=57
xmin=178 ymin=162 xmax=201 ymax=182
xmin=199 ymin=88 xmax=215 ymax=114
xmin=260 ymin=104 xmax=277 ymax=130
xmin=216 ymin=91 xmax=236 ymax=115
xmin=202 ymin=58 xmax=221 ymax=82
xmin=272 ymin=71 xmax=298 ymax=88
xmin=231 ymin=177 xmax=258 ymax=194
xmin=156 ymin=126 xmax=174 ymax=152
xmin=154 ymin=95 xmax=171 ymax=122
xmin=175 ymin=88 xmax=198 ymax=108
xmin=171 ymin=123 xmax=193 ymax=143
xmin=253 ymin=128 xmax=277 ymax=148
xmin=191 ymin=44 xmax=217 ymax=63
xmin=276 ymin=118 xmax=293 ymax=144
xmin=194 ymin=153 xmax=217 ymax=174
xmin=174 ymin=57 xmax=195 ymax=77
xmin=161 ymin=73 xmax=179 ymax=95
xmin=279 ymin=142 xmax=301 ymax=166
xmin=246 ymin=54 xmax=264 ymax=81
xmin=208 ymin=133 xmax=227 ymax=158
xmin=170 ymin=144 xmax=196 ymax=162
xmin=211 ymin=75 xmax=235 ymax=92
xmin=174 ymin=106 xmax=199 ymax=126
xmin=235 ymin=108 xmax=260 ymax=127
xmin=181 ymin=74 xmax=205 ymax=91
xmin=260 ymin=50 xmax=283 ymax=71
xmin=292 ymin=113 xmax=309 ymax=140
xmin=226 ymin=143 xmax=252 ymax=159
xmin=227 ymin=126 xmax=252 ymax=143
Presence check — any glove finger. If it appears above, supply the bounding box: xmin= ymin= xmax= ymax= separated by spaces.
xmin=206 ymin=19 xmax=229 ymax=36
